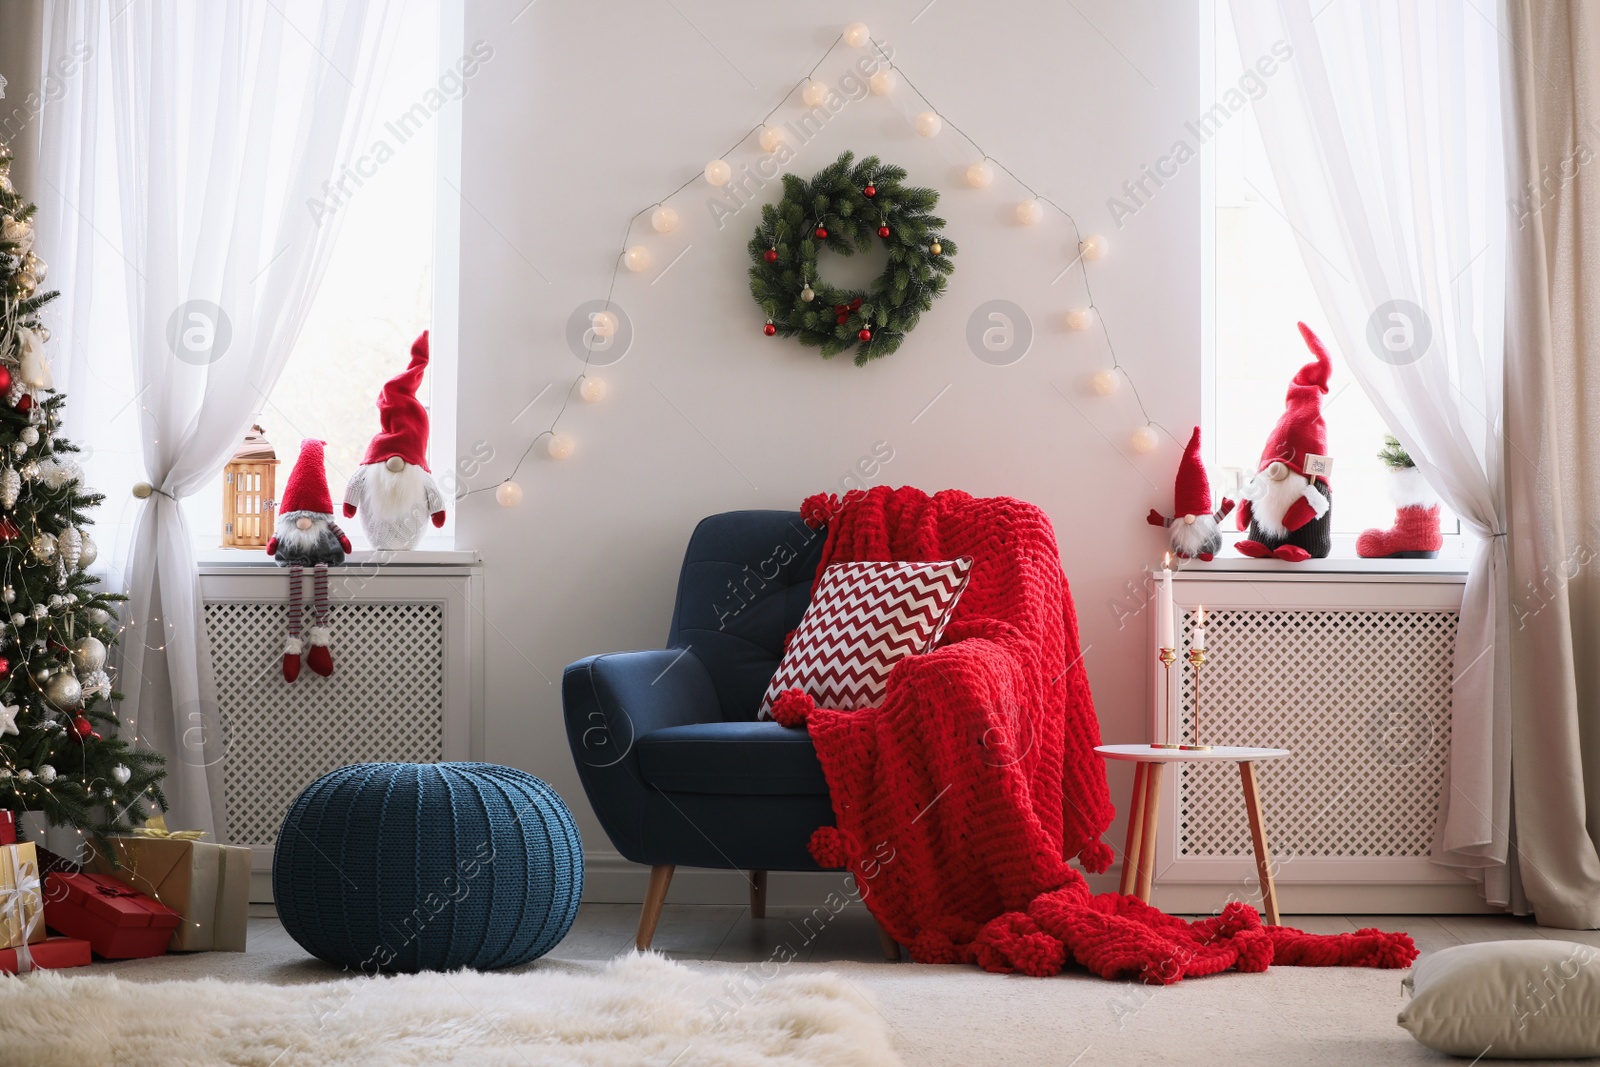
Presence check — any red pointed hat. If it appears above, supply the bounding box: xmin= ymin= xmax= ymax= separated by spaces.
xmin=279 ymin=439 xmax=334 ymax=516
xmin=1256 ymin=322 xmax=1332 ymax=480
xmin=360 ymin=330 xmax=431 ymax=472
xmin=1174 ymin=426 xmax=1212 ymax=517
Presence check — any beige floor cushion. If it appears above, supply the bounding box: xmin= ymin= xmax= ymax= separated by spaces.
xmin=1398 ymin=939 xmax=1600 ymax=1058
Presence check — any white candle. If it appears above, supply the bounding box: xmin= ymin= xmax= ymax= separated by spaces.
xmin=1159 ymin=554 xmax=1175 ymax=649
xmin=1192 ymin=605 xmax=1206 ymax=651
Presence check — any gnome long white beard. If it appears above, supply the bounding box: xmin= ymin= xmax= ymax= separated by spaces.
xmin=1244 ymin=468 xmax=1326 ymax=538
xmin=355 ymin=462 xmax=439 ymax=550
xmin=1169 ymin=514 xmax=1221 ymax=557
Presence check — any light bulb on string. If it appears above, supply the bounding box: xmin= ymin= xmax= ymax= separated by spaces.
xmin=547 ymin=434 xmax=575 ymax=461
xmin=868 ymin=70 xmax=895 ymax=95
xmin=1064 ymin=307 xmax=1095 ymax=332
xmin=758 ymin=126 xmax=786 ymax=152
xmin=624 ymin=246 xmax=651 ymax=272
xmin=650 ymin=206 xmax=679 ymax=233
xmin=1130 ymin=426 xmax=1159 ymax=454
xmin=1091 ymin=369 xmax=1120 ymax=396
xmin=704 ymin=160 xmax=732 ymax=186
xmin=914 ymin=111 xmax=942 ymax=137
xmin=494 ymin=481 xmax=523 ymax=508
xmin=1080 ymin=234 xmax=1109 ymax=260
xmin=590 ymin=310 xmax=618 ymax=339
xmin=965 ymin=161 xmax=993 ymax=188
xmin=802 ymin=80 xmax=827 ymax=107
xmin=843 ymin=22 xmax=870 ymax=47
xmin=580 ymin=377 xmax=608 ymax=403
xmin=1016 ymin=200 xmax=1043 ymax=226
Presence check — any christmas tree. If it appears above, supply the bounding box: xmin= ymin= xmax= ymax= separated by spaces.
xmin=0 ymin=138 xmax=165 ymax=840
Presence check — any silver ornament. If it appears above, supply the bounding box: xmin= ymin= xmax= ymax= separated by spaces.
xmin=72 ymin=636 xmax=106 ymax=673
xmin=84 ymin=670 xmax=111 ymax=701
xmin=86 ymin=607 xmax=109 ymax=626
xmin=37 ymin=764 xmax=55 ymax=784
xmin=20 ymin=461 xmax=38 ymax=481
xmin=0 ymin=467 xmax=18 ymax=509
xmin=34 ymin=667 xmax=51 ymax=682
xmin=30 ymin=603 xmax=46 ymax=619
xmin=111 ymin=764 xmax=130 ymax=785
xmin=57 ymin=526 xmax=80 ymax=569
xmin=9 ymin=614 xmax=25 ymax=628
xmin=31 ymin=532 xmax=53 ymax=562
xmin=44 ymin=670 xmax=81 ymax=709
xmin=19 ymin=427 xmax=37 ymax=447
xmin=9 ymin=443 xmax=22 ymax=459
xmin=17 ymin=769 xmax=32 ymax=782
xmin=801 ymin=286 xmax=816 ymax=302
xmin=77 ymin=531 xmax=96 ymax=569
xmin=2 ymin=586 xmax=14 ymax=604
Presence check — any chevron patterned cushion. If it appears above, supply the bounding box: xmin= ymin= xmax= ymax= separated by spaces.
xmin=758 ymin=558 xmax=973 ymax=718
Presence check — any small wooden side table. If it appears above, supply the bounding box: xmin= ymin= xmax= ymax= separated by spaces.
xmin=1095 ymin=744 xmax=1292 ymax=925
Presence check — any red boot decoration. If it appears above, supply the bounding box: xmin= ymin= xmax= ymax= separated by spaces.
xmin=1358 ymin=437 xmax=1442 ymax=559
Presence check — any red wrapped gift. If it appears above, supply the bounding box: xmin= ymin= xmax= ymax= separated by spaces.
xmin=0 ymin=811 xmax=13 ymax=845
xmin=0 ymin=934 xmax=90 ymax=974
xmin=43 ymin=872 xmax=182 ymax=959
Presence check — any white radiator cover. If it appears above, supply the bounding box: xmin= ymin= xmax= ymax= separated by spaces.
xmin=198 ymin=558 xmax=483 ymax=896
xmin=1149 ymin=570 xmax=1486 ymax=913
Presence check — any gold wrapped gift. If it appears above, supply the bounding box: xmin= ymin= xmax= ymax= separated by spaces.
xmin=86 ymin=833 xmax=250 ymax=953
xmin=0 ymin=842 xmax=45 ymax=952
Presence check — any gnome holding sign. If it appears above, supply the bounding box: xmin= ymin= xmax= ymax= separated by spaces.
xmin=1235 ymin=323 xmax=1335 ymax=562
xmin=268 ymin=439 xmax=352 ymax=681
xmin=343 ymin=331 xmax=445 ymax=550
xmin=1147 ymin=427 xmax=1234 ymax=561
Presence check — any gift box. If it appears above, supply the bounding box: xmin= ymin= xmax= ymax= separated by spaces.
xmin=0 ymin=841 xmax=45 ymax=951
xmin=86 ymin=834 xmax=250 ymax=952
xmin=0 ymin=934 xmax=90 ymax=975
xmin=43 ymin=871 xmax=182 ymax=959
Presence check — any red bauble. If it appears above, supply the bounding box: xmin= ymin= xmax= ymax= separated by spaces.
xmin=0 ymin=657 xmax=9 ymax=679
xmin=877 ymin=226 xmax=891 ymax=238
xmin=16 ymin=395 xmax=31 ymax=412
xmin=0 ymin=520 xmax=18 ymax=542
xmin=72 ymin=715 xmax=92 ymax=738
xmin=0 ymin=366 xmax=10 ymax=395
xmin=763 ymin=248 xmax=778 ymax=263
xmin=763 ymin=322 xmax=777 ymax=336
xmin=814 ymin=227 xmax=828 ymax=239
xmin=863 ymin=184 xmax=877 ymax=197
xmin=858 ymin=328 xmax=873 ymax=341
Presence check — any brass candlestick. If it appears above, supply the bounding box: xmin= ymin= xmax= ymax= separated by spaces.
xmin=1181 ymin=647 xmax=1212 ymax=751
xmin=1152 ymin=647 xmax=1179 ymax=747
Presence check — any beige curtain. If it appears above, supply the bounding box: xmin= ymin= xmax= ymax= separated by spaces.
xmin=1502 ymin=0 xmax=1600 ymax=929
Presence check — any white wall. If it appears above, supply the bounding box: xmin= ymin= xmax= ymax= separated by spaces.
xmin=457 ymin=0 xmax=1202 ymax=899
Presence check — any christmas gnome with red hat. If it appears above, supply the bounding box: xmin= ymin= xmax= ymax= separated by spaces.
xmin=342 ymin=331 xmax=445 ymax=551
xmin=1235 ymin=323 xmax=1335 ymax=562
xmin=267 ymin=439 xmax=352 ymax=681
xmin=1147 ymin=427 xmax=1235 ymax=561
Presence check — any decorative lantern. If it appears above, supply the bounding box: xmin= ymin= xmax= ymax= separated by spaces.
xmin=222 ymin=424 xmax=278 ymax=548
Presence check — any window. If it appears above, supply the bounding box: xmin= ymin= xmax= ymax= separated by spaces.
xmin=1204 ymin=0 xmax=1463 ymax=557
xmin=189 ymin=0 xmax=459 ymax=553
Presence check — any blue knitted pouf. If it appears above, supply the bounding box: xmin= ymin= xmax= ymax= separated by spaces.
xmin=273 ymin=762 xmax=583 ymax=973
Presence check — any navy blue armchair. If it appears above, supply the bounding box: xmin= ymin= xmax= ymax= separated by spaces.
xmin=563 ymin=510 xmax=898 ymax=956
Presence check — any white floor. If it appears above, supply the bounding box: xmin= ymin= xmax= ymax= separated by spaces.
xmin=79 ymin=905 xmax=1596 ymax=1065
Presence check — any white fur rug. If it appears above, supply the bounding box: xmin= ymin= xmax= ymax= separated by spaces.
xmin=0 ymin=953 xmax=902 ymax=1066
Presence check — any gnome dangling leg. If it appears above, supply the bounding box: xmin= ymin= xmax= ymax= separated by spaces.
xmin=266 ymin=439 xmax=352 ymax=681
xmin=1234 ymin=323 xmax=1335 ymax=563
xmin=344 ymin=331 xmax=446 ymax=550
xmin=1146 ymin=426 xmax=1235 ymax=561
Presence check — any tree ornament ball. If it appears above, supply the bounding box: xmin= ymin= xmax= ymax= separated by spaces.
xmin=37 ymin=764 xmax=55 ymax=785
xmin=1065 ymin=306 xmax=1095 ymax=332
xmin=1016 ymin=200 xmax=1044 ymax=226
xmin=1130 ymin=426 xmax=1160 ymax=455
xmin=802 ymin=80 xmax=827 ymax=107
xmin=579 ymin=376 xmax=608 ymax=403
xmin=704 ymin=159 xmax=732 ymax=186
xmin=87 ymin=607 xmax=110 ymax=626
xmin=763 ymin=248 xmax=779 ymax=263
xmin=132 ymin=481 xmax=154 ymax=499
xmin=546 ymin=434 xmax=575 ymax=461
xmin=71 ymin=715 xmax=92 ymax=738
xmin=748 ymin=151 xmax=956 ymax=366
xmin=494 ymin=481 xmax=523 ymax=508
xmin=11 ymin=614 xmax=25 ymax=629
xmin=18 ymin=427 xmax=37 ymax=446
xmin=47 ymin=671 xmax=83 ymax=710
xmin=112 ymin=764 xmax=131 ymax=785
xmin=16 ymin=395 xmax=30 ymax=412
xmin=914 ymin=111 xmax=942 ymax=138
xmin=72 ymin=636 xmax=107 ymax=674
xmin=1080 ymin=233 xmax=1109 ymax=260
xmin=868 ymin=70 xmax=895 ymax=95
xmin=1091 ymin=369 xmax=1121 ymax=396
xmin=0 ymin=585 xmax=12 ymax=604
xmin=965 ymin=161 xmax=993 ymax=188
xmin=843 ymin=21 xmax=870 ymax=47
xmin=623 ymin=246 xmax=651 ymax=272
xmin=930 ymin=241 xmax=943 ymax=255
xmin=649 ymin=205 xmax=679 ymax=233
xmin=31 ymin=532 xmax=54 ymax=562
xmin=0 ymin=367 xmax=9 ymax=395
xmin=763 ymin=322 xmax=777 ymax=336
xmin=77 ymin=531 xmax=98 ymax=569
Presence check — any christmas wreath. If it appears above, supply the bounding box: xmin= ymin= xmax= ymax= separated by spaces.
xmin=749 ymin=151 xmax=955 ymax=366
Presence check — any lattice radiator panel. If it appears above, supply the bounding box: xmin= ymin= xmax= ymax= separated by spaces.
xmin=205 ymin=600 xmax=446 ymax=847
xmin=1176 ymin=608 xmax=1456 ymax=859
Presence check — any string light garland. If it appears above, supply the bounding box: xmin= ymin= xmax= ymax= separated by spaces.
xmin=468 ymin=22 xmax=1176 ymax=506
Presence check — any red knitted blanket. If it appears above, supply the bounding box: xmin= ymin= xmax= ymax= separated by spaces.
xmin=777 ymin=487 xmax=1417 ymax=981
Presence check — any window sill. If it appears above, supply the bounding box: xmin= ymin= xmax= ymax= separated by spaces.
xmin=194 ymin=547 xmax=480 ymax=568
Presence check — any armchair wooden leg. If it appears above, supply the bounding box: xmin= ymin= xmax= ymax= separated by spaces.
xmin=636 ymin=864 xmax=675 ymax=951
xmin=876 ymin=918 xmax=901 ymax=962
xmin=748 ymin=869 xmax=768 ymax=919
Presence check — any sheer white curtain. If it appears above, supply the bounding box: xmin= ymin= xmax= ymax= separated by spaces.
xmin=35 ymin=0 xmax=398 ymax=835
xmin=1229 ymin=1 xmax=1514 ymax=904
